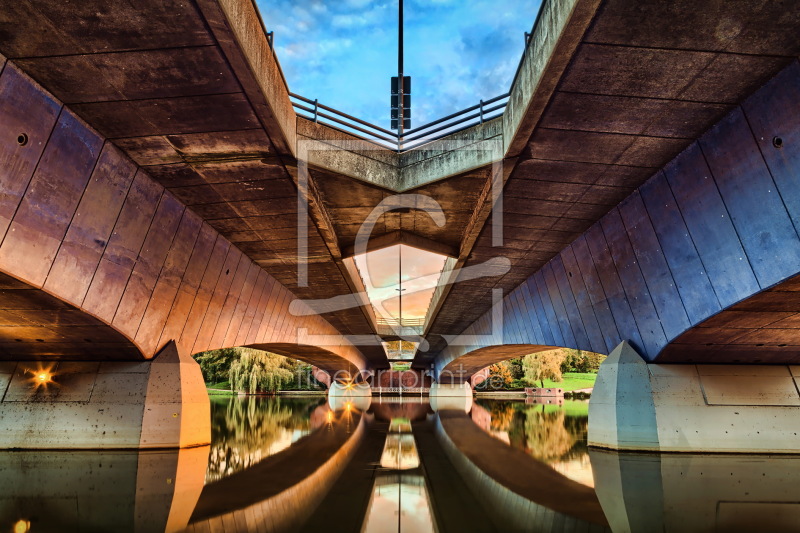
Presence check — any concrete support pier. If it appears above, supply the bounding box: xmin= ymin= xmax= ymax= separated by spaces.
xmin=589 ymin=342 xmax=800 ymax=453
xmin=0 ymin=341 xmax=210 ymax=449
xmin=429 ymin=382 xmax=473 ymax=413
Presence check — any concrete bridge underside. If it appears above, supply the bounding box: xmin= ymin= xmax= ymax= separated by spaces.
xmin=0 ymin=0 xmax=799 ymax=452
xmin=437 ymin=61 xmax=800 ymax=380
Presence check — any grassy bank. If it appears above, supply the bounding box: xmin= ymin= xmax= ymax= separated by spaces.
xmin=538 ymin=372 xmax=597 ymax=392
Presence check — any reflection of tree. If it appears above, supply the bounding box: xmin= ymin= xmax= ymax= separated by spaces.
xmin=476 ymin=400 xmax=589 ymax=464
xmin=489 ymin=403 xmax=515 ymax=432
xmin=206 ymin=396 xmax=324 ymax=483
xmin=521 ymin=408 xmax=575 ymax=462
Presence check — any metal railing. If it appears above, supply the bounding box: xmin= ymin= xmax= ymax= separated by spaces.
xmin=376 ymin=317 xmax=425 ymax=327
xmin=374 ymin=387 xmax=430 ymax=395
xmin=290 ymin=91 xmax=510 ymax=152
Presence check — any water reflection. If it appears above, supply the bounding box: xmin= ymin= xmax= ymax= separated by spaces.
xmin=591 ymin=449 xmax=800 ymax=532
xmin=0 ymin=447 xmax=207 ymax=533
xmin=5 ymin=397 xmax=800 ymax=532
xmin=207 ymin=395 xmax=324 ymax=482
xmin=363 ymin=416 xmax=435 ymax=532
xmin=475 ymin=398 xmax=593 ymax=487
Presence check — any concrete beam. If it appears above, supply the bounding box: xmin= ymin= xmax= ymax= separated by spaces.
xmin=194 ymin=0 xmax=296 ymax=156
xmin=503 ymin=0 xmax=602 ymax=158
xmin=341 ymin=230 xmax=457 ymax=258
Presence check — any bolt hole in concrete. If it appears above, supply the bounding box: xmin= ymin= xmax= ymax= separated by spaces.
xmin=16 ymin=133 xmax=28 ymax=146
xmin=773 ymin=136 xmax=783 ymax=148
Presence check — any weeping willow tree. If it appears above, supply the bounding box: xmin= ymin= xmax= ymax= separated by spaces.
xmin=229 ymin=348 xmax=294 ymax=394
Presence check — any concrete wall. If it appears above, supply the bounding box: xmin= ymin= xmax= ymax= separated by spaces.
xmin=0 ymin=60 xmax=366 ymax=377
xmin=436 ymin=60 xmax=800 ymax=378
xmin=589 ymin=342 xmax=800 ymax=453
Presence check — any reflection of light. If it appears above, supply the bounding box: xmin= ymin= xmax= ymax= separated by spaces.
xmin=13 ymin=520 xmax=30 ymax=533
xmin=38 ymin=372 xmax=50 ymax=382
xmin=346 ymin=402 xmax=353 ymax=411
xmin=326 ymin=410 xmax=334 ymax=423
xmin=345 ymin=381 xmax=354 ymax=390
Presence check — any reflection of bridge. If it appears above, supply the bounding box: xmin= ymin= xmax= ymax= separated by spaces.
xmin=0 ymin=0 xmax=799 ymax=451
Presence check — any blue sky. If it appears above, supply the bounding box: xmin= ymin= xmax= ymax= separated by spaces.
xmin=256 ymin=0 xmax=543 ymax=128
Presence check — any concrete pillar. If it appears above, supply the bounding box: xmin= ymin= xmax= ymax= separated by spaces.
xmin=589 ymin=341 xmax=800 ymax=452
xmin=429 ymin=381 xmax=473 ymax=413
xmin=0 ymin=341 xmax=210 ymax=449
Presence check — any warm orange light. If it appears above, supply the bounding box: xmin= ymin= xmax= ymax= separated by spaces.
xmin=345 ymin=402 xmax=353 ymax=411
xmin=27 ymin=364 xmax=56 ymax=388
xmin=345 ymin=381 xmax=354 ymax=390
xmin=326 ymin=411 xmax=334 ymax=423
xmin=13 ymin=520 xmax=30 ymax=533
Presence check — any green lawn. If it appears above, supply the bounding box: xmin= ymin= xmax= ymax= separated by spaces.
xmin=206 ymin=381 xmax=233 ymax=395
xmin=538 ymin=372 xmax=597 ymax=392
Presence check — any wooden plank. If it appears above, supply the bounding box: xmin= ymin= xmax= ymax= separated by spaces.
xmin=226 ymin=262 xmax=261 ymax=347
xmin=559 ymin=246 xmax=607 ymax=354
xmin=639 ymin=171 xmax=720 ymax=324
xmin=246 ymin=275 xmax=275 ymax=345
xmin=742 ymin=61 xmax=800 ymax=234
xmin=0 ymin=110 xmax=103 ymax=286
xmin=502 ymin=294 xmax=522 ymax=344
xmin=135 ymin=208 xmax=203 ymax=355
xmin=254 ymin=277 xmax=281 ymax=343
xmin=113 ymin=191 xmax=184 ymax=339
xmin=571 ymin=235 xmax=621 ymax=352
xmin=235 ymin=269 xmax=266 ymax=345
xmin=158 ymin=223 xmax=218 ymax=348
xmin=701 ymin=106 xmax=800 ymax=289
xmin=179 ymin=237 xmax=230 ymax=350
xmin=523 ymin=279 xmax=556 ymax=347
xmin=193 ymin=247 xmax=243 ymax=352
xmin=601 ymin=208 xmax=666 ymax=357
xmin=618 ymin=191 xmax=691 ymax=340
xmin=0 ymin=64 xmax=61 ymax=238
xmin=532 ymin=271 xmax=566 ymax=347
xmin=664 ymin=142 xmax=759 ymax=308
xmin=517 ymin=281 xmax=546 ymax=345
xmin=81 ymin=171 xmax=163 ymax=323
xmin=44 ymin=143 xmax=136 ymax=305
xmin=209 ymin=254 xmax=252 ymax=348
xmin=511 ymin=287 xmax=538 ymax=345
xmin=551 ymin=255 xmax=593 ymax=351
xmin=583 ymin=224 xmax=645 ymax=356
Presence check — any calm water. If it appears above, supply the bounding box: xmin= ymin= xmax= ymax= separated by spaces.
xmin=2 ymin=395 xmax=800 ymax=532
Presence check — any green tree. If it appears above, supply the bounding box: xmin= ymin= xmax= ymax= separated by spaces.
xmin=229 ymin=349 xmax=294 ymax=394
xmin=487 ymin=361 xmax=514 ymax=388
xmin=194 ymin=348 xmax=237 ymax=384
xmin=522 ymin=350 xmax=565 ymax=386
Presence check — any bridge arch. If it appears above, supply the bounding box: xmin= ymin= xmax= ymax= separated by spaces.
xmin=435 ymin=61 xmax=800 ymax=376
xmin=0 ymin=61 xmax=367 ymax=375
